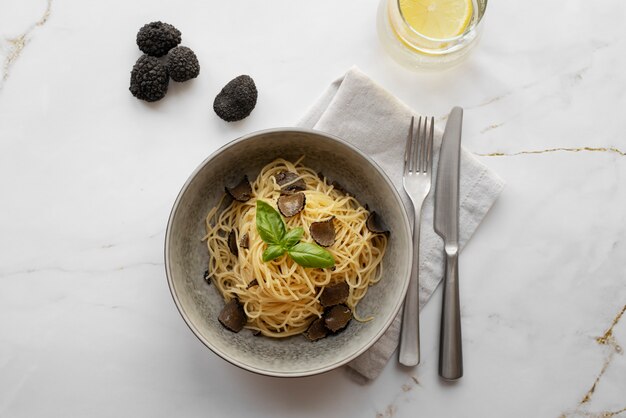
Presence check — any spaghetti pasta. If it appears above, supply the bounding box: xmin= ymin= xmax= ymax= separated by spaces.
xmin=203 ymin=157 xmax=388 ymax=338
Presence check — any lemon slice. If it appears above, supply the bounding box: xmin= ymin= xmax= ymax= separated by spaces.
xmin=399 ymin=0 xmax=473 ymax=39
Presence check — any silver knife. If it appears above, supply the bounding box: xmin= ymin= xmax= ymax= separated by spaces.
xmin=434 ymin=106 xmax=463 ymax=380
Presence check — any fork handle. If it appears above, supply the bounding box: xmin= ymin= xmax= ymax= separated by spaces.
xmin=398 ymin=206 xmax=423 ymax=366
xmin=439 ymin=250 xmax=463 ymax=380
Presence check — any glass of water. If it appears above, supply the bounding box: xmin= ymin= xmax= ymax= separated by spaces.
xmin=377 ymin=0 xmax=488 ymax=70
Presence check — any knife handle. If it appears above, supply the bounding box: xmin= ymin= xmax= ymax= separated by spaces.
xmin=439 ymin=249 xmax=463 ymax=380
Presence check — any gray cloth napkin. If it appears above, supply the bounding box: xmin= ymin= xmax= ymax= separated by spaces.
xmin=298 ymin=67 xmax=505 ymax=382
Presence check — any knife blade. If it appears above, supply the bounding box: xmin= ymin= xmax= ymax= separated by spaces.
xmin=434 ymin=106 xmax=463 ymax=380
xmin=434 ymin=107 xmax=462 ymax=245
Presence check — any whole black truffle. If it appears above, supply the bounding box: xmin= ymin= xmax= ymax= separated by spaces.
xmin=213 ymin=75 xmax=258 ymax=122
xmin=129 ymin=55 xmax=169 ymax=102
xmin=167 ymin=46 xmax=200 ymax=82
xmin=136 ymin=21 xmax=181 ymax=57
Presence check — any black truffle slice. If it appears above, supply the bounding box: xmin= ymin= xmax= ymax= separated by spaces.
xmin=305 ymin=318 xmax=328 ymax=341
xmin=239 ymin=233 xmax=249 ymax=249
xmin=324 ymin=304 xmax=352 ymax=333
xmin=275 ymin=171 xmax=306 ymax=193
xmin=320 ymin=281 xmax=349 ymax=307
xmin=228 ymin=230 xmax=238 ymax=256
xmin=310 ymin=217 xmax=335 ymax=247
xmin=213 ymin=75 xmax=258 ymax=122
xmin=246 ymin=279 xmax=258 ymax=289
xmin=129 ymin=55 xmax=169 ymax=102
xmin=277 ymin=192 xmax=306 ymax=217
xmin=366 ymin=211 xmax=390 ymax=235
xmin=218 ymin=299 xmax=247 ymax=332
xmin=167 ymin=46 xmax=200 ymax=82
xmin=225 ymin=176 xmax=252 ymax=202
xmin=203 ymin=270 xmax=211 ymax=284
xmin=136 ymin=21 xmax=181 ymax=57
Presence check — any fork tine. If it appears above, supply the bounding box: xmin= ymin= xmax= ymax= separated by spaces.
xmin=413 ymin=117 xmax=421 ymax=172
xmin=422 ymin=117 xmax=430 ymax=173
xmin=404 ymin=117 xmax=414 ymax=175
xmin=427 ymin=116 xmax=434 ymax=173
xmin=416 ymin=117 xmax=421 ymax=173
xmin=420 ymin=117 xmax=428 ymax=173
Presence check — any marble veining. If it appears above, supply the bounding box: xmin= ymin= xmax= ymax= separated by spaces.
xmin=375 ymin=375 xmax=421 ymax=418
xmin=561 ymin=306 xmax=626 ymax=418
xmin=0 ymin=0 xmax=51 ymax=90
xmin=0 ymin=261 xmax=163 ymax=280
xmin=475 ymin=147 xmax=626 ymax=157
xmin=480 ymin=122 xmax=504 ymax=134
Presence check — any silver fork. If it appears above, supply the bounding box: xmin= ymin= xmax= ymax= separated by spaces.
xmin=399 ymin=115 xmax=434 ymax=367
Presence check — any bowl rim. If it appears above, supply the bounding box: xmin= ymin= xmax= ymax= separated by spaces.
xmin=164 ymin=127 xmax=413 ymax=378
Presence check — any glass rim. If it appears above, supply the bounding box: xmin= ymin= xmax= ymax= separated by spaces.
xmin=395 ymin=0 xmax=488 ymax=43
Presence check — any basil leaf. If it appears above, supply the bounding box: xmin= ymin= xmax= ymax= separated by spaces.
xmin=262 ymin=244 xmax=286 ymax=262
xmin=288 ymin=242 xmax=335 ymax=268
xmin=281 ymin=227 xmax=304 ymax=249
xmin=256 ymin=200 xmax=286 ymax=245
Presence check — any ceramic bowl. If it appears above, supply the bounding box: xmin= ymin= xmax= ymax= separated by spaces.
xmin=165 ymin=128 xmax=412 ymax=377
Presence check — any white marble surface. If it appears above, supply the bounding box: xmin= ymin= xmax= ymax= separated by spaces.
xmin=1 ymin=0 xmax=625 ymax=417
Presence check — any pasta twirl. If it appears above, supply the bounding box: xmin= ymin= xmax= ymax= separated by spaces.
xmin=204 ymin=157 xmax=387 ymax=338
